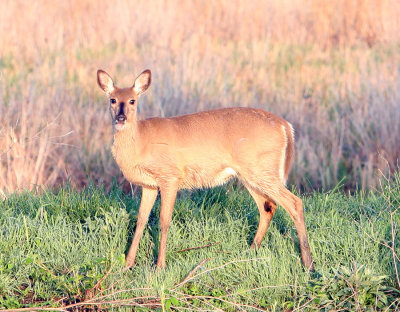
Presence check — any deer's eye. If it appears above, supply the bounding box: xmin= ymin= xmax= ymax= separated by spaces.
xmin=110 ymin=98 xmax=116 ymax=104
xmin=129 ymin=99 xmax=135 ymax=105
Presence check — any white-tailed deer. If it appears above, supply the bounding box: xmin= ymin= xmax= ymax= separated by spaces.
xmin=97 ymin=69 xmax=314 ymax=270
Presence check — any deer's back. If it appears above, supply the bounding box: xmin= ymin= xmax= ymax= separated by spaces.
xmin=123 ymin=107 xmax=292 ymax=189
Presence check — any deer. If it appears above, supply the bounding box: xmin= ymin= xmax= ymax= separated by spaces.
xmin=97 ymin=69 xmax=314 ymax=271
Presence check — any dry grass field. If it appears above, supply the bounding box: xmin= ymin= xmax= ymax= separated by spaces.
xmin=1 ymin=0 xmax=400 ymax=195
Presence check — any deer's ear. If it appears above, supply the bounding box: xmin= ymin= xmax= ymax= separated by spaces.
xmin=97 ymin=70 xmax=115 ymax=94
xmin=133 ymin=70 xmax=151 ymax=96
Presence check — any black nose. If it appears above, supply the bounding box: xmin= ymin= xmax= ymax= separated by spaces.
xmin=117 ymin=115 xmax=126 ymax=122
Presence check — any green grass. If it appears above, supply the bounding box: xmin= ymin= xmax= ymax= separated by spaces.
xmin=0 ymin=177 xmax=399 ymax=311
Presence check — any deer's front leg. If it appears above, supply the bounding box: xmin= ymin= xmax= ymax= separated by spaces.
xmin=156 ymin=182 xmax=179 ymax=268
xmin=126 ymin=187 xmax=158 ymax=268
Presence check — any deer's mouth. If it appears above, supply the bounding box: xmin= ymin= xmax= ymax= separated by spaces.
xmin=114 ymin=115 xmax=127 ymax=131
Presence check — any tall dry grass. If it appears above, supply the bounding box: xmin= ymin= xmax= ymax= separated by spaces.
xmin=0 ymin=0 xmax=399 ymax=195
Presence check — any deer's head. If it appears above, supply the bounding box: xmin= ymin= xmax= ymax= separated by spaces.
xmin=97 ymin=69 xmax=151 ymax=131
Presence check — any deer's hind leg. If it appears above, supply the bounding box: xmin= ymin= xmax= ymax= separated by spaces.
xmin=245 ymin=186 xmax=277 ymax=248
xmin=244 ymin=176 xmax=314 ymax=271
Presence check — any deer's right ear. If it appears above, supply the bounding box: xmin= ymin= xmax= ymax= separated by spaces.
xmin=97 ymin=70 xmax=115 ymax=94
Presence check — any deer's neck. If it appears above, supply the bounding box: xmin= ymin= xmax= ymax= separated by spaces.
xmin=112 ymin=122 xmax=139 ymax=167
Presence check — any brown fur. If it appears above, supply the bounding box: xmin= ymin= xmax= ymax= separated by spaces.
xmin=97 ymin=69 xmax=314 ymax=270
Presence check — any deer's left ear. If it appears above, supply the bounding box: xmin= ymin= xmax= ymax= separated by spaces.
xmin=133 ymin=69 xmax=151 ymax=96
xmin=97 ymin=70 xmax=115 ymax=94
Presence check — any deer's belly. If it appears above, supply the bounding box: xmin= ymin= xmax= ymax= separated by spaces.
xmin=119 ymin=161 xmax=237 ymax=190
xmin=180 ymin=166 xmax=237 ymax=189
